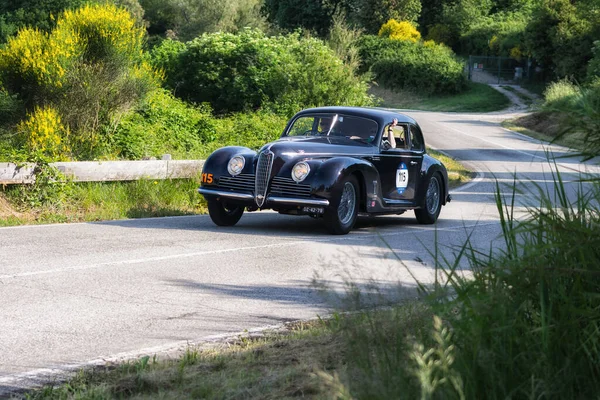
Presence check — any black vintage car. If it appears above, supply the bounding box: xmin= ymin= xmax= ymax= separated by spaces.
xmin=198 ymin=106 xmax=451 ymax=234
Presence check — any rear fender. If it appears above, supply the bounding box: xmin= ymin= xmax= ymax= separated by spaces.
xmin=421 ymin=154 xmax=450 ymax=205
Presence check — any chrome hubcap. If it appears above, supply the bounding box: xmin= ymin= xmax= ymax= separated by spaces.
xmin=338 ymin=182 xmax=356 ymax=225
xmin=426 ymin=177 xmax=440 ymax=214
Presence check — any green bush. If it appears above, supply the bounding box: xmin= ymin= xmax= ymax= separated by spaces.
xmin=113 ymin=89 xmax=216 ymax=160
xmin=588 ymin=40 xmax=600 ymax=81
xmin=459 ymin=12 xmax=529 ymax=57
xmin=152 ymin=29 xmax=374 ymax=115
xmin=206 ymin=111 xmax=288 ymax=156
xmin=359 ymin=35 xmax=467 ymax=95
xmin=543 ymin=79 xmax=600 ymax=158
xmin=113 ymin=88 xmax=289 ymax=160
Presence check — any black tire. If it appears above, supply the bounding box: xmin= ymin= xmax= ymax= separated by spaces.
xmin=415 ymin=173 xmax=442 ymax=224
xmin=324 ymin=175 xmax=359 ymax=235
xmin=207 ymin=200 xmax=244 ymax=226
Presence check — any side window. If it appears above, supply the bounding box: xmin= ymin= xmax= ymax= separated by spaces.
xmin=409 ymin=124 xmax=425 ymax=152
xmin=382 ymin=124 xmax=408 ymax=150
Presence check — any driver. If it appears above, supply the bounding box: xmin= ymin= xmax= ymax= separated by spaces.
xmin=382 ymin=118 xmax=398 ymax=149
xmin=318 ymin=117 xmax=333 ymax=134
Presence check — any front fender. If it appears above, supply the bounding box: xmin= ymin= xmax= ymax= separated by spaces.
xmin=202 ymin=146 xmax=257 ymax=183
xmin=311 ymin=157 xmax=380 ymax=210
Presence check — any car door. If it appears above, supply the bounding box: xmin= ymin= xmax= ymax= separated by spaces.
xmin=371 ymin=123 xmax=424 ymax=205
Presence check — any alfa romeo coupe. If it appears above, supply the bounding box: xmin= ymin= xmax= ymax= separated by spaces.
xmin=198 ymin=106 xmax=451 ymax=234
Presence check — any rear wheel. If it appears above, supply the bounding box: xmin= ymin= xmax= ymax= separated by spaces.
xmin=415 ymin=173 xmax=442 ymax=224
xmin=324 ymin=175 xmax=359 ymax=235
xmin=207 ymin=199 xmax=244 ymax=226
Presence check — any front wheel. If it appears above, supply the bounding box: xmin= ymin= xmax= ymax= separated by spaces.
xmin=415 ymin=173 xmax=442 ymax=224
xmin=207 ymin=200 xmax=244 ymax=226
xmin=324 ymin=175 xmax=359 ymax=235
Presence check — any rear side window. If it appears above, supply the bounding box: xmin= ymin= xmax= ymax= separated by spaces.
xmin=409 ymin=124 xmax=424 ymax=152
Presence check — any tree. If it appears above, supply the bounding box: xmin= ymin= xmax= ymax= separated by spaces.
xmin=525 ymin=0 xmax=600 ymax=80
xmin=261 ymin=0 xmax=344 ymax=37
xmin=347 ymin=0 xmax=421 ymax=34
xmin=140 ymin=0 xmax=266 ymax=40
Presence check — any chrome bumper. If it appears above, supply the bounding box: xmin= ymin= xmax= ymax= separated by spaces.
xmin=198 ymin=188 xmax=329 ymax=207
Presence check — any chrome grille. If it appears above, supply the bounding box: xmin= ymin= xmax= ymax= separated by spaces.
xmin=217 ymin=174 xmax=254 ymax=192
xmin=270 ymin=177 xmax=312 ymax=198
xmin=255 ymin=150 xmax=273 ymax=207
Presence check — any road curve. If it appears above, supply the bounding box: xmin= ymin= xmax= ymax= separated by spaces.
xmin=1 ymin=109 xmax=598 ymax=394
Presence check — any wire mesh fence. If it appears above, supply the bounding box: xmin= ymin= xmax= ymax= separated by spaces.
xmin=468 ymin=56 xmax=534 ymax=85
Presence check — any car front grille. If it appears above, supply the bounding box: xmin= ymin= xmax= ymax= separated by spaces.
xmin=255 ymin=150 xmax=274 ymax=207
xmin=217 ymin=174 xmax=254 ymax=193
xmin=270 ymin=177 xmax=312 ymax=198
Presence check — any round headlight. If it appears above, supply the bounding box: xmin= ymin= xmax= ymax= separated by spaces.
xmin=227 ymin=155 xmax=245 ymax=176
xmin=292 ymin=161 xmax=310 ymax=182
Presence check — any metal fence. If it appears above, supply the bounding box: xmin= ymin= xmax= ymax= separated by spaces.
xmin=468 ymin=56 xmax=533 ymax=85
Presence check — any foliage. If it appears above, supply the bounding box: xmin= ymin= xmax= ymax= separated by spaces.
xmin=154 ymin=29 xmax=374 ymax=115
xmin=147 ymin=39 xmax=186 ymax=93
xmin=0 ymin=85 xmax=21 ymax=127
xmin=459 ymin=11 xmax=529 ymax=57
xmin=378 ymin=19 xmax=420 ymax=43
xmin=423 ymin=172 xmax=600 ymax=398
xmin=588 ymin=41 xmax=600 ymax=82
xmin=425 ymin=23 xmax=454 ymax=46
xmin=347 ymin=0 xmax=422 ymax=34
xmin=543 ymin=79 xmax=600 ymax=159
xmin=261 ymin=0 xmax=343 ymax=37
xmin=439 ymin=0 xmax=494 ymax=48
xmin=359 ymin=35 xmax=467 ymax=94
xmin=525 ymin=0 xmax=600 ymax=81
xmin=326 ymin=12 xmax=363 ymax=73
xmin=0 ymin=3 xmax=158 ymax=161
xmin=140 ymin=0 xmax=266 ymax=40
xmin=17 ymin=105 xmax=70 ymax=160
xmin=0 ymin=0 xmax=85 ymax=44
xmin=113 ymin=89 xmax=216 ymax=159
xmin=205 ymin=111 xmax=287 ymax=156
xmin=371 ymin=82 xmax=510 ymax=112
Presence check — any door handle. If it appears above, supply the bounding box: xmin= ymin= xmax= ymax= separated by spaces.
xmin=410 ymin=161 xmax=418 ymax=166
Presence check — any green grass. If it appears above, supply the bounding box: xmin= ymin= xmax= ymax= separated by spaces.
xmin=371 ymin=82 xmax=511 ymax=112
xmin=0 ymin=178 xmax=208 ymax=226
xmin=502 ymin=113 xmax=587 ymax=152
xmin=428 ymin=148 xmax=474 ymax=189
xmin=25 ymin=320 xmax=349 ymax=399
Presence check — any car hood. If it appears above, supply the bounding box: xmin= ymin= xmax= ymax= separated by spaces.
xmin=259 ymin=136 xmax=374 ymax=158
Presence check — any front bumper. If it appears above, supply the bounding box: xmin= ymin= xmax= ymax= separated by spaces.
xmin=198 ymin=187 xmax=330 ymax=207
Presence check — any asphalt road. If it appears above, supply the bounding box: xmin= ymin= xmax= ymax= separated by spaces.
xmin=1 ymin=109 xmax=598 ymax=394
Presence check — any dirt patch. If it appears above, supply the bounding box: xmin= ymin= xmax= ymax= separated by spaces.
xmin=512 ymin=112 xmax=564 ymax=139
xmin=0 ymin=193 xmax=22 ymax=218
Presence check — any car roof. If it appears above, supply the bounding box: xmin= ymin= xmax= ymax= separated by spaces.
xmin=294 ymin=106 xmax=418 ymax=125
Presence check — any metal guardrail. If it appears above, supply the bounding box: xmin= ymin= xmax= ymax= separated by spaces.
xmin=0 ymin=159 xmax=205 ymax=185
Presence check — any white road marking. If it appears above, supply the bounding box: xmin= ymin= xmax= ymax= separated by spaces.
xmin=434 ymin=120 xmax=600 ymax=175
xmin=1 ymin=221 xmax=500 ymax=281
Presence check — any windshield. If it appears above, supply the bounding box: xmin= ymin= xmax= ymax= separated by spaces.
xmin=286 ymin=113 xmax=379 ymax=143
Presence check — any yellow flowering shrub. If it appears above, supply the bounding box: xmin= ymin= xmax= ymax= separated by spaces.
xmin=55 ymin=3 xmax=144 ymax=62
xmin=510 ymin=46 xmax=523 ymax=61
xmin=378 ymin=20 xmax=421 ymax=43
xmin=0 ymin=3 xmax=158 ymax=160
xmin=18 ymin=106 xmax=70 ymax=159
xmin=0 ymin=27 xmax=77 ymax=89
